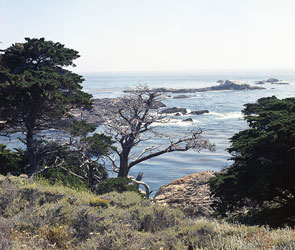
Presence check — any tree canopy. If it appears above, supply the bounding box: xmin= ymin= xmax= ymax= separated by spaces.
xmin=210 ymin=96 xmax=295 ymax=220
xmin=0 ymin=38 xmax=92 ymax=175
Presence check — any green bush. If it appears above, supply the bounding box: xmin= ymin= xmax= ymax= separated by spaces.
xmin=0 ymin=144 xmax=28 ymax=176
xmin=95 ymin=177 xmax=138 ymax=195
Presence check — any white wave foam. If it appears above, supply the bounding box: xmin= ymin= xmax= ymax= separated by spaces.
xmin=152 ymin=118 xmax=200 ymax=127
xmin=209 ymin=111 xmax=243 ymax=119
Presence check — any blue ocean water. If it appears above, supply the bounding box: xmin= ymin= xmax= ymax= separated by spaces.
xmin=1 ymin=71 xmax=295 ymax=194
xmin=81 ymin=72 xmax=295 ymax=194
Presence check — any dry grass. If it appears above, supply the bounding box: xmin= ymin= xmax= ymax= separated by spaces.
xmin=0 ymin=174 xmax=295 ymax=250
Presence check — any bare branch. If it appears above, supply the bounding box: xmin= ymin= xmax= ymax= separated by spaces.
xmin=128 ymin=175 xmax=151 ymax=198
xmin=129 ymin=130 xmax=213 ymax=168
xmin=96 ymin=85 xmax=214 ymax=177
xmin=133 ymin=146 xmax=158 ymax=162
xmin=105 ymin=155 xmax=119 ymax=172
xmin=34 ymin=156 xmax=87 ymax=181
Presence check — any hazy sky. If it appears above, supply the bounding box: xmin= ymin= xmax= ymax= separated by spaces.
xmin=1 ymin=0 xmax=295 ymax=73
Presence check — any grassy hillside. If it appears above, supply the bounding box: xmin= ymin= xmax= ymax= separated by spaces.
xmin=0 ymin=174 xmax=295 ymax=250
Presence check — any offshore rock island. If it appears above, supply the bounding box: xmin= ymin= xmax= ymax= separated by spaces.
xmin=124 ymin=79 xmax=265 ymax=94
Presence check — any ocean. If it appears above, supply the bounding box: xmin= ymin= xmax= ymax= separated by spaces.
xmin=2 ymin=71 xmax=295 ymax=195
xmin=81 ymin=71 xmax=295 ymax=194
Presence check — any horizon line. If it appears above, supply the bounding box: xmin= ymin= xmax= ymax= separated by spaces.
xmin=76 ymin=68 xmax=295 ymax=75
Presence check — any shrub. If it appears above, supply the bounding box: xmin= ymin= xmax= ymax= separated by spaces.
xmin=0 ymin=218 xmax=13 ymax=250
xmin=178 ymin=221 xmax=216 ymax=249
xmin=89 ymin=198 xmax=110 ymax=208
xmin=40 ymin=224 xmax=70 ymax=248
xmin=0 ymin=144 xmax=28 ymax=176
xmin=134 ymin=205 xmax=185 ymax=233
xmin=1 ymin=175 xmax=295 ymax=249
xmin=100 ymin=192 xmax=147 ymax=211
xmin=95 ymin=177 xmax=138 ymax=195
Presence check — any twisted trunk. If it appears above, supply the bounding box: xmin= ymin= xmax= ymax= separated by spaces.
xmin=26 ymin=121 xmax=38 ymax=176
xmin=118 ymin=149 xmax=130 ymax=177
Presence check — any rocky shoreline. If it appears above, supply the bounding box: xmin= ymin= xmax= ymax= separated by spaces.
xmin=69 ymin=98 xmax=210 ymax=126
xmin=153 ymin=171 xmax=215 ymax=217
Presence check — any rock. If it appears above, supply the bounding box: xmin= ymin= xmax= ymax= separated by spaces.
xmin=255 ymin=78 xmax=289 ymax=85
xmin=255 ymin=81 xmax=265 ymax=85
xmin=182 ymin=118 xmax=193 ymax=122
xmin=160 ymin=107 xmax=187 ymax=114
xmin=210 ymin=80 xmax=261 ymax=91
xmin=173 ymin=95 xmax=191 ymax=99
xmin=190 ymin=110 xmax=209 ymax=115
xmin=266 ymin=78 xmax=280 ymax=83
xmin=218 ymin=79 xmax=241 ymax=86
xmin=152 ymin=101 xmax=166 ymax=108
xmin=145 ymin=80 xmax=264 ymax=93
xmin=175 ymin=113 xmax=182 ymax=116
xmin=271 ymin=82 xmax=289 ymax=85
xmin=154 ymin=171 xmax=215 ymax=217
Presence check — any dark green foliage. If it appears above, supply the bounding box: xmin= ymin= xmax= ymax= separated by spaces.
xmin=37 ymin=136 xmax=110 ymax=190
xmin=0 ymin=121 xmax=113 ymax=191
xmin=0 ymin=38 xmax=92 ymax=130
xmin=95 ymin=177 xmax=138 ymax=195
xmin=33 ymin=141 xmax=89 ymax=189
xmin=0 ymin=38 xmax=92 ymax=175
xmin=228 ymin=201 xmax=295 ymax=228
xmin=36 ymin=121 xmax=113 ymax=191
xmin=210 ymin=96 xmax=295 ymax=224
xmin=0 ymin=144 xmax=28 ymax=176
xmin=80 ymin=133 xmax=115 ymax=158
xmin=68 ymin=120 xmax=96 ymax=139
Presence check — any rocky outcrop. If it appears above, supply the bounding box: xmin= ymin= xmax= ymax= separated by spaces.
xmin=210 ymin=80 xmax=262 ymax=90
xmin=173 ymin=95 xmax=191 ymax=99
xmin=266 ymin=78 xmax=280 ymax=83
xmin=160 ymin=108 xmax=209 ymax=116
xmin=182 ymin=118 xmax=193 ymax=122
xmin=154 ymin=171 xmax=215 ymax=217
xmin=190 ymin=110 xmax=209 ymax=115
xmin=255 ymin=78 xmax=289 ymax=85
xmin=160 ymin=107 xmax=187 ymax=114
xmin=126 ymin=80 xmax=264 ymax=93
xmin=255 ymin=81 xmax=265 ymax=85
xmin=271 ymin=82 xmax=289 ymax=85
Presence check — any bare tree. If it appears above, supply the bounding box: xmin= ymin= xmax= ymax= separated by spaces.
xmin=98 ymin=86 xmax=215 ymax=178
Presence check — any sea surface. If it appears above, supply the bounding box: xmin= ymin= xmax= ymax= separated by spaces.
xmin=81 ymin=71 xmax=295 ymax=194
xmin=2 ymin=71 xmax=295 ymax=195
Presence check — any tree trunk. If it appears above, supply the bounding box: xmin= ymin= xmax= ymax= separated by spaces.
xmin=88 ymin=164 xmax=94 ymax=190
xmin=25 ymin=113 xmax=38 ymax=176
xmin=26 ymin=126 xmax=38 ymax=176
xmin=118 ymin=150 xmax=130 ymax=177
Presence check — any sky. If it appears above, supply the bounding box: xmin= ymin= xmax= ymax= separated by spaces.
xmin=1 ymin=0 xmax=295 ymax=73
